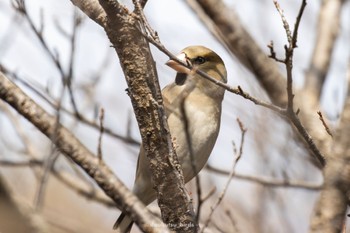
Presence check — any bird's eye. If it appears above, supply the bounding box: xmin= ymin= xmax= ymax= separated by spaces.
xmin=194 ymin=56 xmax=206 ymax=64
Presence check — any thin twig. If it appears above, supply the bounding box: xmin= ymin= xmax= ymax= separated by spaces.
xmin=267 ymin=41 xmax=285 ymax=63
xmin=273 ymin=0 xmax=292 ymax=45
xmin=317 ymin=111 xmax=333 ymax=137
xmin=291 ymin=0 xmax=307 ymax=49
xmin=206 ymin=164 xmax=322 ymax=190
xmin=200 ymin=119 xmax=247 ymax=232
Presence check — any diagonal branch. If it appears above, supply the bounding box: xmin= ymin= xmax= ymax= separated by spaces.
xmin=0 ymin=72 xmax=165 ymax=233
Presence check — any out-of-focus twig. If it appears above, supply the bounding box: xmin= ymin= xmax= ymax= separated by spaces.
xmin=186 ymin=0 xmax=288 ymax=107
xmin=0 ymin=158 xmax=115 ymax=207
xmin=13 ymin=0 xmax=83 ymax=117
xmin=97 ymin=108 xmax=105 ymax=162
xmin=0 ymin=65 xmax=140 ymax=146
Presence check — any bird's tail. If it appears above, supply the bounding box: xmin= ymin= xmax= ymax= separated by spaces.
xmin=113 ymin=212 xmax=133 ymax=233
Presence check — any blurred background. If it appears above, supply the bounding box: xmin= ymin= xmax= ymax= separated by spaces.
xmin=0 ymin=0 xmax=349 ymax=232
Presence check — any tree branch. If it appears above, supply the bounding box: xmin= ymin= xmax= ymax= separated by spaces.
xmin=309 ymin=105 xmax=350 ymax=232
xmin=0 ymin=72 xmax=165 ymax=233
xmin=97 ymin=0 xmax=197 ymax=231
xmin=309 ymin=62 xmax=350 ymax=233
xmin=206 ymin=165 xmax=322 ymax=190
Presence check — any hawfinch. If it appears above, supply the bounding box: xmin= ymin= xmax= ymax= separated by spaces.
xmin=114 ymin=45 xmax=227 ymax=232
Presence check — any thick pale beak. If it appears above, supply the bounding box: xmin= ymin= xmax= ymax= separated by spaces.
xmin=166 ymin=53 xmax=191 ymax=74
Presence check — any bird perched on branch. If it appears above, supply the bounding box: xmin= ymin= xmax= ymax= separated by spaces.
xmin=114 ymin=45 xmax=227 ymax=232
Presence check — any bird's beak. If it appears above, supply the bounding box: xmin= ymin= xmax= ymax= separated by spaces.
xmin=166 ymin=53 xmax=191 ymax=74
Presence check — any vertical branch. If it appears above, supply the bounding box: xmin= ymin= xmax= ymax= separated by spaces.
xmin=273 ymin=0 xmax=306 ymax=113
xmin=309 ymin=62 xmax=350 ymax=233
xmin=98 ymin=0 xmax=197 ymax=231
xmin=310 ymin=105 xmax=350 ymax=232
xmin=271 ymin=0 xmax=326 ymax=167
xmin=295 ymin=0 xmax=346 ymax=162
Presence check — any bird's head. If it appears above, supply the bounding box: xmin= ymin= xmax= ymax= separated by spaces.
xmin=166 ymin=45 xmax=227 ymax=98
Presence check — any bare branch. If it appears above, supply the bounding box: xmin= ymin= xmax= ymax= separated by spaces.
xmin=206 ymin=165 xmax=322 ymax=190
xmin=273 ymin=0 xmax=293 ymax=45
xmin=309 ymin=114 xmax=350 ymax=232
xmin=97 ymin=0 xmax=197 ymax=231
xmin=309 ymin=60 xmax=350 ymax=233
xmin=0 ymin=72 xmax=165 ymax=233
xmin=317 ymin=111 xmax=333 ymax=137
xmin=268 ymin=41 xmax=285 ymax=63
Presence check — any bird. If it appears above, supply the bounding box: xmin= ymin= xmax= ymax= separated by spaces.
xmin=113 ymin=45 xmax=227 ymax=233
